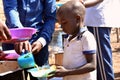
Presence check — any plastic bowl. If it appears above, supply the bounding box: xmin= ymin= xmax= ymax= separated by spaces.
xmin=10 ymin=28 xmax=37 ymax=40
xmin=2 ymin=28 xmax=36 ymax=43
xmin=3 ymin=50 xmax=20 ymax=60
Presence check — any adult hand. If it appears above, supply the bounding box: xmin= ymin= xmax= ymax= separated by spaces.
xmin=14 ymin=41 xmax=32 ymax=54
xmin=32 ymin=40 xmax=43 ymax=54
xmin=0 ymin=50 xmax=6 ymax=60
xmin=0 ymin=20 xmax=11 ymax=41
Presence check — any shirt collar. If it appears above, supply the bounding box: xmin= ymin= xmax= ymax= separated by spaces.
xmin=77 ymin=26 xmax=88 ymax=40
xmin=65 ymin=27 xmax=88 ymax=40
xmin=79 ymin=26 xmax=88 ymax=34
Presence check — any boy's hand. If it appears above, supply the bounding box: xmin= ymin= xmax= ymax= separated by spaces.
xmin=54 ymin=66 xmax=68 ymax=77
xmin=0 ymin=20 xmax=11 ymax=41
xmin=14 ymin=41 xmax=32 ymax=54
xmin=32 ymin=41 xmax=43 ymax=54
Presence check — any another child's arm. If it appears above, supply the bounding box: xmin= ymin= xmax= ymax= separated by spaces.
xmin=80 ymin=0 xmax=103 ymax=7
xmin=3 ymin=0 xmax=23 ymax=28
xmin=52 ymin=53 xmax=96 ymax=77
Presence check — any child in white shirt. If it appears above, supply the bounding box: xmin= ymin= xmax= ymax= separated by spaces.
xmin=49 ymin=0 xmax=97 ymax=80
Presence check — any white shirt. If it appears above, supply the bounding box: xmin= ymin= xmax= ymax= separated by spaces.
xmin=63 ymin=30 xmax=96 ymax=80
xmin=85 ymin=0 xmax=120 ymax=27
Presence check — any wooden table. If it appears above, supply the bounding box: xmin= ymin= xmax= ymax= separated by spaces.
xmin=0 ymin=69 xmax=25 ymax=80
xmin=0 ymin=61 xmax=26 ymax=80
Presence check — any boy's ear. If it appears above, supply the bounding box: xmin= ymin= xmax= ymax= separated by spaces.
xmin=76 ymin=15 xmax=81 ymax=23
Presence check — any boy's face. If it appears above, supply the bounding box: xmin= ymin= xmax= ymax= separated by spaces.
xmin=57 ymin=12 xmax=79 ymax=35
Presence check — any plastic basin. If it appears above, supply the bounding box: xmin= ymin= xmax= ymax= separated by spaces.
xmin=10 ymin=27 xmax=37 ymax=39
xmin=2 ymin=27 xmax=37 ymax=43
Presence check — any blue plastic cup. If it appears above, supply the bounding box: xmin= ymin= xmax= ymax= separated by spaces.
xmin=17 ymin=52 xmax=36 ymax=69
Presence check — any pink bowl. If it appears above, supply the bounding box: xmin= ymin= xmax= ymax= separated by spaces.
xmin=2 ymin=50 xmax=20 ymax=60
xmin=10 ymin=28 xmax=37 ymax=40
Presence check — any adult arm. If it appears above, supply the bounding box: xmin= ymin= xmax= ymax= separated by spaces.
xmin=0 ymin=19 xmax=11 ymax=41
xmin=37 ymin=0 xmax=56 ymax=46
xmin=2 ymin=0 xmax=23 ymax=28
xmin=31 ymin=0 xmax=56 ymax=54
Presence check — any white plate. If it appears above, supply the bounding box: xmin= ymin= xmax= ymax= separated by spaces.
xmin=27 ymin=66 xmax=55 ymax=78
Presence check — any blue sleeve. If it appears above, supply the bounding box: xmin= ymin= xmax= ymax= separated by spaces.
xmin=38 ymin=0 xmax=56 ymax=44
xmin=3 ymin=0 xmax=23 ymax=28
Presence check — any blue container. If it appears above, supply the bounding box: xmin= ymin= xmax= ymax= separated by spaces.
xmin=17 ymin=52 xmax=35 ymax=69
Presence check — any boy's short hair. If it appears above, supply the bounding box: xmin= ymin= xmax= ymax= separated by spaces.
xmin=57 ymin=0 xmax=86 ymax=17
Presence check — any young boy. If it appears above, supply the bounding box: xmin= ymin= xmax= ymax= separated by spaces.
xmin=51 ymin=0 xmax=97 ymax=80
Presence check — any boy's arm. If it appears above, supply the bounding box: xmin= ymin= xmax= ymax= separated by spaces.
xmin=52 ymin=53 xmax=96 ymax=77
xmin=3 ymin=0 xmax=23 ymax=28
xmin=65 ymin=53 xmax=96 ymax=75
xmin=80 ymin=0 xmax=103 ymax=7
